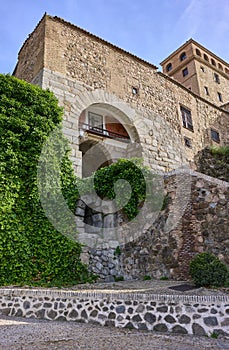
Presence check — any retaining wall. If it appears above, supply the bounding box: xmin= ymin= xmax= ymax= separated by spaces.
xmin=77 ymin=170 xmax=229 ymax=281
xmin=0 ymin=288 xmax=228 ymax=337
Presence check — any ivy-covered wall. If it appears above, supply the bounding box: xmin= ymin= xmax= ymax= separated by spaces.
xmin=0 ymin=74 xmax=93 ymax=286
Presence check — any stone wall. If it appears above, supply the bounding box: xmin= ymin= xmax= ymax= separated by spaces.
xmin=75 ymin=170 xmax=229 ymax=281
xmin=14 ymin=15 xmax=229 ymax=175
xmin=195 ymin=147 xmax=229 ymax=182
xmin=31 ymin=68 xmax=189 ymax=176
xmin=13 ymin=17 xmax=45 ymax=82
xmin=120 ymin=170 xmax=229 ymax=281
xmin=0 ymin=289 xmax=228 ymax=337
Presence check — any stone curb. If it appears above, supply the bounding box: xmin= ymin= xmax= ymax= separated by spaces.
xmin=0 ymin=288 xmax=229 ymax=303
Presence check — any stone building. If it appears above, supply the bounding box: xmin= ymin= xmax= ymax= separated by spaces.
xmin=13 ymin=14 xmax=229 ymax=280
xmin=13 ymin=14 xmax=229 ymax=178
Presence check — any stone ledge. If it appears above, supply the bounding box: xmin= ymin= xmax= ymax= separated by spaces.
xmin=0 ymin=288 xmax=228 ymax=303
xmin=162 ymin=168 xmax=229 ymax=187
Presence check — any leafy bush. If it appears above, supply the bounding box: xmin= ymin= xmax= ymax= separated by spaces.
xmin=143 ymin=275 xmax=151 ymax=280
xmin=0 ymin=74 xmax=94 ymax=286
xmin=189 ymin=252 xmax=228 ymax=287
xmin=91 ymin=158 xmax=163 ymax=220
xmin=160 ymin=276 xmax=169 ymax=281
xmin=114 ymin=275 xmax=124 ymax=282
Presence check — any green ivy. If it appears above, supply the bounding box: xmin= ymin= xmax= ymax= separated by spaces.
xmin=91 ymin=158 xmax=162 ymax=220
xmin=0 ymin=74 xmax=94 ymax=286
xmin=114 ymin=246 xmax=122 ymax=256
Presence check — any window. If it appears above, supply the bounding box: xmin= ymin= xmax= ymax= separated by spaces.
xmin=182 ymin=67 xmax=189 ymax=77
xmin=204 ymin=86 xmax=209 ymax=95
xmin=180 ymin=52 xmax=187 ymax=61
xmin=217 ymin=92 xmax=223 ymax=102
xmin=180 ymin=106 xmax=193 ymax=131
xmin=214 ymin=73 xmax=220 ymax=83
xmin=218 ymin=63 xmax=223 ymax=70
xmin=225 ymin=68 xmax=229 ymax=75
xmin=203 ymin=54 xmax=209 ymax=61
xmin=200 ymin=66 xmax=205 ymax=72
xmin=196 ymin=49 xmax=201 ymax=57
xmin=211 ymin=129 xmax=220 ymax=143
xmin=184 ymin=137 xmax=192 ymax=148
xmin=132 ymin=87 xmax=138 ymax=95
xmin=88 ymin=112 xmax=103 ymax=129
xmin=166 ymin=63 xmax=172 ymax=72
xmin=211 ymin=59 xmax=216 ymax=66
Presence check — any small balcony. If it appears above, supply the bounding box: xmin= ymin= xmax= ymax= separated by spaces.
xmin=79 ymin=122 xmax=130 ymax=143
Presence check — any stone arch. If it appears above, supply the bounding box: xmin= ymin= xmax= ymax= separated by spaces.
xmin=72 ymin=89 xmax=142 ymax=176
xmin=79 ymin=102 xmax=139 ymax=142
xmin=73 ymin=89 xmax=140 ymax=141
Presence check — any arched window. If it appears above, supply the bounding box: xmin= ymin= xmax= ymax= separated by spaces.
xmin=180 ymin=52 xmax=186 ymax=61
xmin=203 ymin=54 xmax=209 ymax=61
xmin=196 ymin=49 xmax=201 ymax=57
xmin=166 ymin=63 xmax=172 ymax=72
xmin=225 ymin=68 xmax=229 ymax=75
xmin=218 ymin=63 xmax=223 ymax=70
xmin=211 ymin=59 xmax=216 ymax=66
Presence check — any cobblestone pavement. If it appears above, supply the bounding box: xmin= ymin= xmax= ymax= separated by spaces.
xmin=4 ymin=279 xmax=228 ymax=296
xmin=0 ymin=315 xmax=229 ymax=350
xmin=69 ymin=279 xmax=229 ymax=296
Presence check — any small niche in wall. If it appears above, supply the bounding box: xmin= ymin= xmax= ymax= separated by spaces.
xmin=132 ymin=87 xmax=139 ymax=95
xmin=184 ymin=136 xmax=192 ymax=148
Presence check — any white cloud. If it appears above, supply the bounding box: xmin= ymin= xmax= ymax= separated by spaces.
xmin=175 ymin=0 xmax=204 ymax=38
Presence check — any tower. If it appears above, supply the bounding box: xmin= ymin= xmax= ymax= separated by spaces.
xmin=160 ymin=39 xmax=229 ymax=106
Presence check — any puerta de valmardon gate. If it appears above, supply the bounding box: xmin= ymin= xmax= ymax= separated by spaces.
xmin=13 ymin=14 xmax=229 ymax=281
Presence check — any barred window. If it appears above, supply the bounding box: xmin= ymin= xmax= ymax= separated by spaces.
xmin=88 ymin=112 xmax=103 ymax=128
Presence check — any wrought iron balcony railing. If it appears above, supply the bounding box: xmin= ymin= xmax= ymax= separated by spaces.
xmin=79 ymin=122 xmax=130 ymax=142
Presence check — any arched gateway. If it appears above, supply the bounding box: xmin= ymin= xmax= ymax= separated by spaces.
xmin=78 ymin=103 xmax=141 ymax=177
xmin=67 ymin=89 xmax=142 ymax=177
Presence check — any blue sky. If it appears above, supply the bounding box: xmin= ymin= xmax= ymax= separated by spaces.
xmin=1 ymin=0 xmax=229 ymax=73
